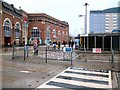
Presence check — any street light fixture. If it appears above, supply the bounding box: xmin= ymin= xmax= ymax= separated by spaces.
xmin=79 ymin=15 xmax=86 ymax=51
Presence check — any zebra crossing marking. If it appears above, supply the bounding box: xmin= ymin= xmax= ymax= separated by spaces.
xmin=37 ymin=67 xmax=112 ymax=89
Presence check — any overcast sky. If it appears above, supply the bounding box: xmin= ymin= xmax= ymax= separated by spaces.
xmin=4 ymin=0 xmax=119 ymax=36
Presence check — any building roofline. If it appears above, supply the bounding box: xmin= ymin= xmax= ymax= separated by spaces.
xmin=90 ymin=7 xmax=120 ymax=14
xmin=103 ymin=7 xmax=120 ymax=13
xmin=90 ymin=10 xmax=103 ymax=13
xmin=2 ymin=1 xmax=69 ymax=27
xmin=28 ymin=13 xmax=69 ymax=26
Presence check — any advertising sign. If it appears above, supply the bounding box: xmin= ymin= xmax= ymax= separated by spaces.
xmin=93 ymin=48 xmax=102 ymax=53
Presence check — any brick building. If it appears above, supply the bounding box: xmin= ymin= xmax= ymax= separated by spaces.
xmin=0 ymin=1 xmax=69 ymax=46
xmin=28 ymin=13 xmax=69 ymax=45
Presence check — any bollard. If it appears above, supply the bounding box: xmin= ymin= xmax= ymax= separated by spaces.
xmin=45 ymin=47 xmax=47 ymax=63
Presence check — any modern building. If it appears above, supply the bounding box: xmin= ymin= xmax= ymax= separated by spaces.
xmin=90 ymin=11 xmax=105 ymax=33
xmin=90 ymin=7 xmax=120 ymax=33
xmin=80 ymin=33 xmax=120 ymax=51
xmin=1 ymin=1 xmax=69 ymax=46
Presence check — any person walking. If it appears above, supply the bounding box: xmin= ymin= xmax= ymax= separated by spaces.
xmin=52 ymin=41 xmax=56 ymax=50
xmin=33 ymin=43 xmax=38 ymax=55
xmin=68 ymin=40 xmax=71 ymax=47
xmin=58 ymin=40 xmax=61 ymax=50
xmin=63 ymin=40 xmax=66 ymax=47
xmin=71 ymin=40 xmax=74 ymax=50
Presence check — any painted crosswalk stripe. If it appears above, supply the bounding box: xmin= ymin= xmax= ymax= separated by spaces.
xmin=37 ymin=67 xmax=112 ymax=89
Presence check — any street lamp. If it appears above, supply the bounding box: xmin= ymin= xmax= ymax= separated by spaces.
xmin=79 ymin=3 xmax=89 ymax=62
xmin=84 ymin=3 xmax=89 ymax=34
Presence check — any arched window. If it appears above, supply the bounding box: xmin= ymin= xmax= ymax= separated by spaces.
xmin=4 ymin=19 xmax=11 ymax=37
xmin=15 ymin=23 xmax=20 ymax=38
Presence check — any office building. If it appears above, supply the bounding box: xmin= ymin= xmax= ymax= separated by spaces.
xmin=90 ymin=7 xmax=120 ymax=33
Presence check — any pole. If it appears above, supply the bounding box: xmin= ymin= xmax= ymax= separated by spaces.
xmin=71 ymin=52 xmax=72 ymax=66
xmin=24 ymin=19 xmax=28 ymax=60
xmin=84 ymin=3 xmax=88 ymax=62
xmin=111 ymin=49 xmax=114 ymax=68
xmin=84 ymin=3 xmax=88 ymax=34
xmin=12 ymin=45 xmax=14 ymax=59
xmin=24 ymin=46 xmax=25 ymax=61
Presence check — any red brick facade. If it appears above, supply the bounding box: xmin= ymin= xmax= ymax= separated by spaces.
xmin=28 ymin=13 xmax=69 ymax=44
xmin=1 ymin=1 xmax=69 ymax=46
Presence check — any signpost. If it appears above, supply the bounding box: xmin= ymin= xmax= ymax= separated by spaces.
xmin=63 ymin=47 xmax=73 ymax=65
xmin=23 ymin=18 xmax=28 ymax=60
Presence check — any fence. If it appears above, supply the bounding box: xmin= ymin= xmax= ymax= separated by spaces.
xmin=12 ymin=46 xmax=74 ymax=63
xmin=12 ymin=45 xmax=120 ymax=64
xmin=74 ymin=50 xmax=120 ymax=63
xmin=12 ymin=46 xmax=25 ymax=59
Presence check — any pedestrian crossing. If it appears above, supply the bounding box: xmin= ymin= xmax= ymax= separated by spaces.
xmin=37 ymin=67 xmax=112 ymax=89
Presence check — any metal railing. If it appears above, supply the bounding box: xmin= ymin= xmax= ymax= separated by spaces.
xmin=12 ymin=46 xmax=73 ymax=63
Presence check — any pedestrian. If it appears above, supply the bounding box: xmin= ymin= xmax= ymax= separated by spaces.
xmin=52 ymin=41 xmax=56 ymax=50
xmin=71 ymin=40 xmax=74 ymax=50
xmin=13 ymin=41 xmax=16 ymax=46
xmin=47 ymin=42 xmax=50 ymax=49
xmin=63 ymin=40 xmax=66 ymax=47
xmin=58 ymin=40 xmax=61 ymax=50
xmin=33 ymin=43 xmax=38 ymax=55
xmin=68 ymin=40 xmax=71 ymax=47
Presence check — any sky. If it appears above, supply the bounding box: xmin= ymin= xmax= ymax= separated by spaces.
xmin=3 ymin=0 xmax=119 ymax=36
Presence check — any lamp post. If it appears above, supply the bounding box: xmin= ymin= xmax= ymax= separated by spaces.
xmin=79 ymin=3 xmax=89 ymax=62
xmin=84 ymin=3 xmax=89 ymax=34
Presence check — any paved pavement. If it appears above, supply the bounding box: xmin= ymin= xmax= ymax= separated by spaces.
xmin=0 ymin=47 xmax=119 ymax=89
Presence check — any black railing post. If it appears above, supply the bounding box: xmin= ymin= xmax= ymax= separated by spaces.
xmin=71 ymin=52 xmax=73 ymax=66
xmin=26 ymin=45 xmax=29 ymax=57
xmin=111 ymin=49 xmax=114 ymax=68
xmin=45 ymin=47 xmax=47 ymax=63
xmin=12 ymin=45 xmax=14 ymax=59
xmin=24 ymin=45 xmax=26 ymax=61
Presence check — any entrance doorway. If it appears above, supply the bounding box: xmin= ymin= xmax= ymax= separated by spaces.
xmin=4 ymin=37 xmax=11 ymax=46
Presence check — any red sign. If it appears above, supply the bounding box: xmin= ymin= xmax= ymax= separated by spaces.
xmin=24 ymin=18 xmax=27 ymax=23
xmin=93 ymin=48 xmax=101 ymax=53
